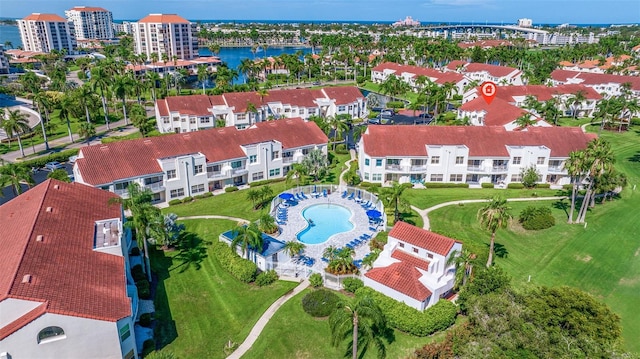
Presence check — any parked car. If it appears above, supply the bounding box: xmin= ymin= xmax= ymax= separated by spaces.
xmin=45 ymin=161 xmax=64 ymax=171
xmin=68 ymin=155 xmax=78 ymax=164
xmin=312 ymin=81 xmax=321 ymax=86
xmin=368 ymin=118 xmax=381 ymax=125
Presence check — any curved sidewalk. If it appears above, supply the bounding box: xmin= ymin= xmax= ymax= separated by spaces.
xmin=412 ymin=196 xmax=567 ymax=230
xmin=177 ymin=215 xmax=250 ymax=224
xmin=226 ymin=279 xmax=309 ymax=359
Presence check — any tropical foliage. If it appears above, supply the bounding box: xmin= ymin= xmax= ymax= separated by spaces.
xmin=477 ymin=196 xmax=512 ymax=267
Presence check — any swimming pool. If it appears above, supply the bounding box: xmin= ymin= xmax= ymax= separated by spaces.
xmin=297 ymin=204 xmax=354 ymax=244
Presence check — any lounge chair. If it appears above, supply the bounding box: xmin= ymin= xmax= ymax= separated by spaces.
xmin=323 ymin=189 xmax=327 ymax=197
xmin=301 ymin=192 xmax=308 ymax=200
xmin=348 ymin=192 xmax=355 ymax=200
xmin=341 ymin=191 xmax=348 ymax=198
xmin=369 ymin=226 xmax=378 ymax=231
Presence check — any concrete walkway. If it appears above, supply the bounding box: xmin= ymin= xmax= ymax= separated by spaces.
xmin=412 ymin=196 xmax=568 ymax=230
xmin=226 ymin=279 xmax=309 ymax=359
xmin=177 ymin=215 xmax=250 ymax=224
xmin=339 ymin=149 xmax=357 ymax=186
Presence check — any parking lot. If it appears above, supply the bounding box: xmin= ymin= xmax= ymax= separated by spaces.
xmin=0 ymin=163 xmax=74 ymax=205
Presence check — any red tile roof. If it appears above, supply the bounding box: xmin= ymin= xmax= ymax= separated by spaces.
xmin=444 ymin=60 xmax=467 ymax=71
xmin=551 ymin=70 xmax=640 ymax=91
xmin=457 ymin=40 xmax=513 ymax=49
xmin=77 ymin=118 xmax=328 ymax=185
xmin=391 ymin=249 xmax=430 ymax=271
xmin=460 ymin=97 xmax=528 ymax=126
xmin=362 ymin=125 xmax=595 ymax=159
xmin=365 ymin=262 xmax=432 ymax=301
xmin=322 ymin=86 xmax=364 ymax=105
xmin=0 ymin=180 xmax=131 ymax=327
xmin=138 ymin=14 xmax=189 ymax=24
xmin=22 ymin=13 xmax=67 ymax=22
xmin=390 ymin=222 xmax=456 ymax=256
xmin=0 ymin=302 xmax=47 ymax=340
xmin=372 ymin=62 xmax=465 ymax=85
xmin=462 ymin=63 xmax=520 ymax=78
xmin=164 ymin=95 xmax=213 ymax=116
xmin=493 ymin=84 xmax=602 ymax=102
xmin=69 ymin=6 xmax=110 ymax=12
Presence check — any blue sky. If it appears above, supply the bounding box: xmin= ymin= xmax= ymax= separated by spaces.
xmin=1 ymin=0 xmax=638 ymax=24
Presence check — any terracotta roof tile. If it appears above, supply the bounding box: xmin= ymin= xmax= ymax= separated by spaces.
xmin=493 ymin=84 xmax=602 ymax=101
xmin=321 ymin=87 xmax=364 ymax=105
xmin=68 ymin=6 xmax=110 ymax=12
xmin=362 ymin=125 xmax=594 ymax=159
xmin=390 ymin=222 xmax=456 ymax=256
xmin=551 ymin=70 xmax=640 ymax=91
xmin=372 ymin=62 xmax=465 ymax=85
xmin=391 ymin=249 xmax=430 ymax=271
xmin=460 ymin=97 xmax=527 ymax=126
xmin=77 ymin=118 xmax=328 ymax=185
xmin=138 ymin=14 xmax=189 ymax=24
xmin=22 ymin=13 xmax=67 ymax=22
xmin=0 ymin=302 xmax=47 ymax=340
xmin=0 ymin=180 xmax=131 ymax=324
xmin=462 ymin=63 xmax=520 ymax=78
xmin=365 ymin=262 xmax=432 ymax=301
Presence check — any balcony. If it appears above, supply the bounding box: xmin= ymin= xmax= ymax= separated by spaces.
xmin=207 ymin=171 xmax=228 ymax=179
xmin=144 ymin=182 xmax=165 ymax=192
xmin=232 ymin=167 xmax=248 ymax=176
xmin=467 ymin=165 xmax=485 ymax=172
xmin=491 ymin=166 xmax=509 ymax=173
xmin=114 ymin=188 xmax=129 ymax=198
xmin=282 ymin=157 xmax=294 ymax=164
xmin=548 ymin=166 xmax=565 ymax=173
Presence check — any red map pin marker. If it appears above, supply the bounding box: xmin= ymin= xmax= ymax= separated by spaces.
xmin=480 ymin=81 xmax=497 ymax=105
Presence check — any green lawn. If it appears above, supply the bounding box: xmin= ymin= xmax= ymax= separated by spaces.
xmin=404 ymin=187 xmax=565 ymax=210
xmin=428 ymin=129 xmax=640 ymax=353
xmin=241 ymin=289 xmax=447 ymax=359
xmin=151 ymin=219 xmax=299 ymax=358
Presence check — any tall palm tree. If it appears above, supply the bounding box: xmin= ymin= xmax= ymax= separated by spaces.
xmin=564 ymin=150 xmax=585 ymax=223
xmin=79 ymin=122 xmax=96 ymax=146
xmin=197 ymin=64 xmax=210 ymax=94
xmin=514 ymin=113 xmax=537 ymax=129
xmin=2 ymin=109 xmax=30 ymax=157
xmin=113 ymin=74 xmax=132 ymax=124
xmin=76 ymin=84 xmax=95 ymax=123
xmin=90 ymin=65 xmax=111 ymax=129
xmin=569 ymin=90 xmax=587 ymax=119
xmin=146 ymin=71 xmax=161 ymax=102
xmin=32 ymin=90 xmax=50 ymax=151
xmin=0 ymin=162 xmax=35 ymax=196
xmin=576 ymin=138 xmax=615 ymax=223
xmin=446 ymin=249 xmax=475 ymax=289
xmin=231 ymin=223 xmax=263 ymax=262
xmin=380 ymin=181 xmax=409 ymax=224
xmin=58 ymin=94 xmax=75 ymax=142
xmin=329 ymin=296 xmax=388 ymax=359
xmin=477 ymin=196 xmax=512 ymax=267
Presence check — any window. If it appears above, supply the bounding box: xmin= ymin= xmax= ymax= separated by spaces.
xmin=399 ymin=242 xmax=405 ymax=248
xmin=427 ymin=253 xmax=433 ymax=259
xmin=119 ymin=324 xmax=131 ymax=342
xmin=372 ymin=173 xmax=382 ymax=181
xmin=413 ymin=247 xmax=419 ymax=254
xmin=272 ymin=151 xmax=280 ymax=160
xmin=512 ymin=156 xmax=522 ymax=165
xmin=170 ymin=188 xmax=184 ymax=198
xmin=455 ymin=156 xmax=464 ymax=164
xmin=199 ymin=117 xmax=210 ymax=124
xmin=338 ymin=105 xmax=346 ymax=111
xmin=364 ymin=172 xmax=370 ymax=180
xmin=194 ymin=164 xmax=203 ymax=174
xmin=430 ymin=174 xmax=444 ymax=182
xmin=191 ymin=184 xmax=205 ymax=193
xmin=365 ymin=158 xmax=370 ymax=166
xmin=269 ymin=168 xmax=281 ymax=177
xmin=163 ymin=118 xmax=170 ymax=124
xmin=511 ymin=174 xmax=522 ymax=182
xmin=252 ymin=172 xmax=264 ymax=181
xmin=231 ymin=161 xmax=242 ymax=169
xmin=167 ymin=169 xmax=176 ymax=179
xmin=302 ymin=148 xmax=310 ymax=155
xmin=537 ymin=157 xmax=546 ymax=165
xmin=38 ymin=326 xmax=65 ymax=344
xmin=114 ymin=181 xmax=131 ymax=190
xmin=375 ymin=159 xmax=382 ymax=167
xmin=450 ymin=174 xmax=463 ymax=182
xmin=189 ymin=118 xmax=196 ymax=124
xmin=249 ymin=155 xmax=257 ymax=164
xmin=431 ymin=156 xmax=440 ymax=164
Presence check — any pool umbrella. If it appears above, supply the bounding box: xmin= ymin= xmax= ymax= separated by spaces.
xmin=366 ymin=209 xmax=382 ymax=218
xmin=279 ymin=193 xmax=295 ymax=200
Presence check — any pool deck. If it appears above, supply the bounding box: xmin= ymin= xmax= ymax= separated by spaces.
xmin=274 ymin=191 xmax=382 ymax=273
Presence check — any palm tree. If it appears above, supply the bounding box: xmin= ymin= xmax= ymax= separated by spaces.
xmin=258 ymin=213 xmax=277 ymax=234
xmin=329 ymin=296 xmax=388 ymax=359
xmin=380 ymin=182 xmax=409 ymax=224
xmin=285 ymin=163 xmax=308 ymax=187
xmin=576 ymin=138 xmax=615 ymax=224
xmin=146 ymin=71 xmax=161 ymax=102
xmin=564 ymin=150 xmax=585 ymax=223
xmin=569 ymin=90 xmax=587 ymax=119
xmin=76 ymin=84 xmax=95 ymax=123
xmin=59 ymin=94 xmax=75 ymax=142
xmin=477 ymin=196 xmax=512 ymax=268
xmin=283 ymin=240 xmax=305 ymax=259
xmin=301 ymin=149 xmax=329 ymax=182
xmin=32 ymin=90 xmax=50 ymax=151
xmin=90 ymin=65 xmax=111 ymax=129
xmin=0 ymin=162 xmax=35 ymax=196
xmin=2 ymin=109 xmax=30 ymax=157
xmin=246 ymin=188 xmax=261 ymax=209
xmin=328 ymin=247 xmax=357 ymax=275
xmin=197 ymin=64 xmax=210 ymax=94
xmin=113 ymin=74 xmax=132 ymax=124
xmin=130 ymin=104 xmax=154 ymax=137
xmin=231 ymin=223 xmax=263 ymax=262
xmin=79 ymin=122 xmax=96 ymax=146
xmin=446 ymin=249 xmax=475 ymax=289
xmin=514 ymin=113 xmax=537 ymax=129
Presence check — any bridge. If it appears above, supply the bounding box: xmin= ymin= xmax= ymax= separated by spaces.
xmin=417 ymin=24 xmax=548 ymax=36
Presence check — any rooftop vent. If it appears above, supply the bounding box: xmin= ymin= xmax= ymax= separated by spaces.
xmin=143 ymin=139 xmax=153 ymax=144
xmin=36 ymin=235 xmax=43 ymax=242
xmin=53 ymin=184 xmax=59 ymax=190
xmin=46 ymin=207 xmax=53 ymax=212
xmin=22 ymin=274 xmax=32 ymax=283
xmin=100 ymin=146 xmax=109 ymax=150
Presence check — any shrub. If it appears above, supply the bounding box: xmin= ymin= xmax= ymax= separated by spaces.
xmin=130 ymin=247 xmax=140 ymax=256
xmin=181 ymin=196 xmax=193 ymax=203
xmin=342 ymin=278 xmax=364 ymax=293
xmin=507 ymin=183 xmax=525 ymax=189
xmin=255 ymin=270 xmax=279 ymax=286
xmin=343 ymin=170 xmax=361 ymax=186
xmin=20 ymin=149 xmax=80 ymax=169
xmin=334 ymin=143 xmax=348 ymax=154
xmin=131 ymin=264 xmax=146 ymax=282
xmin=225 ymin=186 xmax=239 ymax=193
xmin=212 ymin=241 xmax=257 ymax=283
xmin=519 ymin=206 xmax=555 ymax=230
xmin=142 ymin=339 xmax=155 ymax=356
xmin=168 ymin=199 xmax=182 ymax=206
xmin=249 ymin=177 xmax=286 ymax=187
xmin=521 ymin=165 xmax=540 ymax=188
xmin=309 ymin=273 xmax=323 ymax=288
xmin=424 ymin=182 xmax=469 ymax=188
xmin=194 ymin=191 xmax=213 ymax=199
xmin=139 ymin=313 xmax=152 ymax=327
xmin=136 ymin=279 xmax=151 ymax=299
xmin=536 ymin=183 xmax=550 ymax=189
xmin=386 ymin=101 xmax=404 ymax=109
xmin=355 ymin=287 xmax=457 ymax=336
xmin=302 ymin=289 xmax=340 ymax=317
xmin=481 ymin=182 xmax=494 ymax=188
xmin=562 ymin=184 xmax=573 ymax=190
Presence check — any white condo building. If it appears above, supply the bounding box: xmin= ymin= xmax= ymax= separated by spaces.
xmin=0 ymin=180 xmax=139 ymax=359
xmin=65 ymin=6 xmax=114 ymax=40
xmin=0 ymin=45 xmax=9 ymax=74
xmin=357 ymin=125 xmax=595 ymax=188
xmin=371 ymin=62 xmax=468 ymax=95
xmin=155 ymin=86 xmax=367 ymax=133
xmin=73 ymin=118 xmax=328 ymax=204
xmin=18 ymin=13 xmax=76 ymax=53
xmin=364 ymin=222 xmax=462 ymax=311
xmin=133 ymin=14 xmax=198 ymax=61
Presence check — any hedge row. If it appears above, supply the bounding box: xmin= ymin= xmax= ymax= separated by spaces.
xmin=424 ymin=182 xmax=469 ymax=189
xmin=255 ymin=270 xmax=279 ymax=286
xmin=342 ymin=278 xmax=364 ymax=293
xmin=507 ymin=183 xmax=525 ymax=189
xmin=302 ymin=289 xmax=341 ymax=317
xmin=359 ymin=182 xmax=382 ymax=189
xmin=212 ymin=241 xmax=257 ymax=283
xmin=481 ymin=183 xmax=495 ymax=188
xmin=19 ymin=149 xmax=79 ymax=168
xmin=355 ymin=287 xmax=457 ymax=336
xmin=225 ymin=186 xmax=239 ymax=193
xmin=249 ymin=177 xmax=286 ymax=187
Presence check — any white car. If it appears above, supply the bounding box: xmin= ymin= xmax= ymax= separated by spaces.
xmin=44 ymin=161 xmax=64 ymax=171
xmin=68 ymin=155 xmax=78 ymax=165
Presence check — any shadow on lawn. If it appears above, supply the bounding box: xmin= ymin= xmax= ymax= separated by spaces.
xmin=171 ymin=232 xmax=211 ymax=273
xmin=627 ymin=151 xmax=640 ymax=163
xmin=150 ymin=248 xmax=178 ymax=350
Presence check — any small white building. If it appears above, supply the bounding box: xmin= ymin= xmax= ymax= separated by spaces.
xmin=551 ymin=69 xmax=640 ymax=99
xmin=444 ymin=61 xmax=524 ymax=86
xmin=371 ymin=62 xmax=468 ymax=95
xmin=219 ymin=230 xmax=290 ymax=271
xmin=364 ymin=222 xmax=462 ymax=311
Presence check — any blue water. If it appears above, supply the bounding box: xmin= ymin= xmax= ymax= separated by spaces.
xmin=297 ymin=204 xmax=354 ymax=245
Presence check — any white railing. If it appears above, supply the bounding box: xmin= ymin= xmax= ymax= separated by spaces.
xmin=144 ymin=182 xmax=165 ymax=191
